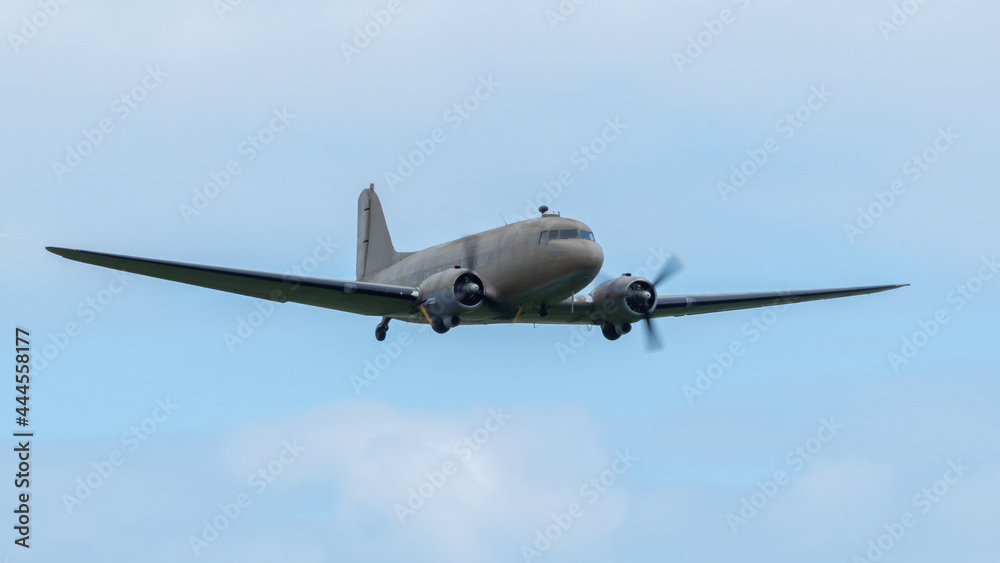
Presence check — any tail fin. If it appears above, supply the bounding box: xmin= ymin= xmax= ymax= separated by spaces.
xmin=357 ymin=185 xmax=401 ymax=281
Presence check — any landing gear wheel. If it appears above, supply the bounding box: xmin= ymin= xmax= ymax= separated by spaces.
xmin=601 ymin=322 xmax=621 ymax=341
xmin=431 ymin=316 xmax=450 ymax=334
xmin=375 ymin=318 xmax=390 ymax=341
xmin=601 ymin=322 xmax=631 ymax=341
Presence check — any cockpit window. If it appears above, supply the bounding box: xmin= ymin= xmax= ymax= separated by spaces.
xmin=541 ymin=229 xmax=595 ymax=243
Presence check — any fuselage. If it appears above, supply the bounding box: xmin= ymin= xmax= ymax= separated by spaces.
xmin=371 ymin=214 xmax=604 ymax=322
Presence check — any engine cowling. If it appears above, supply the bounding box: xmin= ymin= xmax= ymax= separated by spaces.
xmin=416 ymin=268 xmax=486 ymax=330
xmin=589 ymin=274 xmax=657 ymax=323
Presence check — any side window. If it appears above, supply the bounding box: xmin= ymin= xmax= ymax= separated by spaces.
xmin=486 ymin=252 xmax=493 ymax=264
xmin=549 ymin=230 xmax=559 ymax=240
xmin=539 ymin=231 xmax=549 ymax=244
xmin=581 ymin=231 xmax=595 ymax=241
xmin=411 ymin=273 xmax=418 ymax=284
xmin=423 ymin=271 xmax=430 ymax=280
xmin=435 ymin=267 xmax=442 ymax=273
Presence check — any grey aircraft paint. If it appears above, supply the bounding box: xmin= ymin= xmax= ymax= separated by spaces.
xmin=46 ymin=185 xmax=907 ymax=346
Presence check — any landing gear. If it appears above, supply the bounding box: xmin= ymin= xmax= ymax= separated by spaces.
xmin=431 ymin=318 xmax=449 ymax=334
xmin=601 ymin=323 xmax=619 ymax=341
xmin=375 ymin=318 xmax=390 ymax=341
xmin=430 ymin=315 xmax=460 ymax=334
xmin=539 ymin=303 xmax=549 ymax=317
xmin=601 ymin=321 xmax=632 ymax=341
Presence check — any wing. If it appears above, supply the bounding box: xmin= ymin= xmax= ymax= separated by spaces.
xmin=532 ymin=284 xmax=907 ymax=324
xmin=650 ymin=285 xmax=908 ymax=318
xmin=46 ymin=247 xmax=418 ymax=317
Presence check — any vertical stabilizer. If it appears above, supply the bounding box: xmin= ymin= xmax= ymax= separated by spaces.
xmin=357 ymin=185 xmax=398 ymax=281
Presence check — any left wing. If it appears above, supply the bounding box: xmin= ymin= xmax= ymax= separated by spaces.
xmin=46 ymin=247 xmax=418 ymax=317
xmin=534 ymin=284 xmax=907 ymax=324
xmin=650 ymin=285 xmax=908 ymax=318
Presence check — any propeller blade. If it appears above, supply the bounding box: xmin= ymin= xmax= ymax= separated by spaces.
xmin=651 ymin=254 xmax=684 ymax=287
xmin=643 ymin=315 xmax=663 ymax=352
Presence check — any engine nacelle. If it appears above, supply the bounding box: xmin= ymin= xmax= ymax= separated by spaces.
xmin=589 ymin=274 xmax=657 ymax=323
xmin=416 ymin=268 xmax=486 ymax=328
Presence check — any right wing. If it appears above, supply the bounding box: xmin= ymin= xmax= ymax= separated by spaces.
xmin=46 ymin=247 xmax=419 ymax=317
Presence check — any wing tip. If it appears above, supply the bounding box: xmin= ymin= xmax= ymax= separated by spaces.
xmin=47 ymin=246 xmax=95 ymax=262
xmin=865 ymin=283 xmax=909 ymax=294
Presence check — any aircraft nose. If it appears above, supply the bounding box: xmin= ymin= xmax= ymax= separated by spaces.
xmin=576 ymin=241 xmax=604 ymax=275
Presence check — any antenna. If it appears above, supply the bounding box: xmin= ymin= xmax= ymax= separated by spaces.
xmin=498 ymin=211 xmax=508 ymax=225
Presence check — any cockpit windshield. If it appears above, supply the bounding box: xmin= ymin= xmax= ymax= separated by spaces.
xmin=539 ymin=229 xmax=596 ymax=244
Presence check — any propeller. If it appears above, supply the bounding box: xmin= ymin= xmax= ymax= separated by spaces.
xmin=650 ymin=254 xmax=684 ymax=287
xmin=590 ymin=252 xmax=684 ymax=351
xmin=454 ymin=272 xmax=484 ymax=306
xmin=633 ymin=254 xmax=684 ymax=352
xmin=643 ymin=316 xmax=661 ymax=352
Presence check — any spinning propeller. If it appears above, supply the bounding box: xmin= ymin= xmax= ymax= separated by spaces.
xmin=637 ymin=254 xmax=684 ymax=352
xmin=593 ymin=253 xmax=684 ymax=352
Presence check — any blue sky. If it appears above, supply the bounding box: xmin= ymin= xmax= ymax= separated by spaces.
xmin=2 ymin=0 xmax=998 ymax=561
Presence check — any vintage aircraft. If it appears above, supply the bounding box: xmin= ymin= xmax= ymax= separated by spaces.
xmin=47 ymin=185 xmax=905 ymax=350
